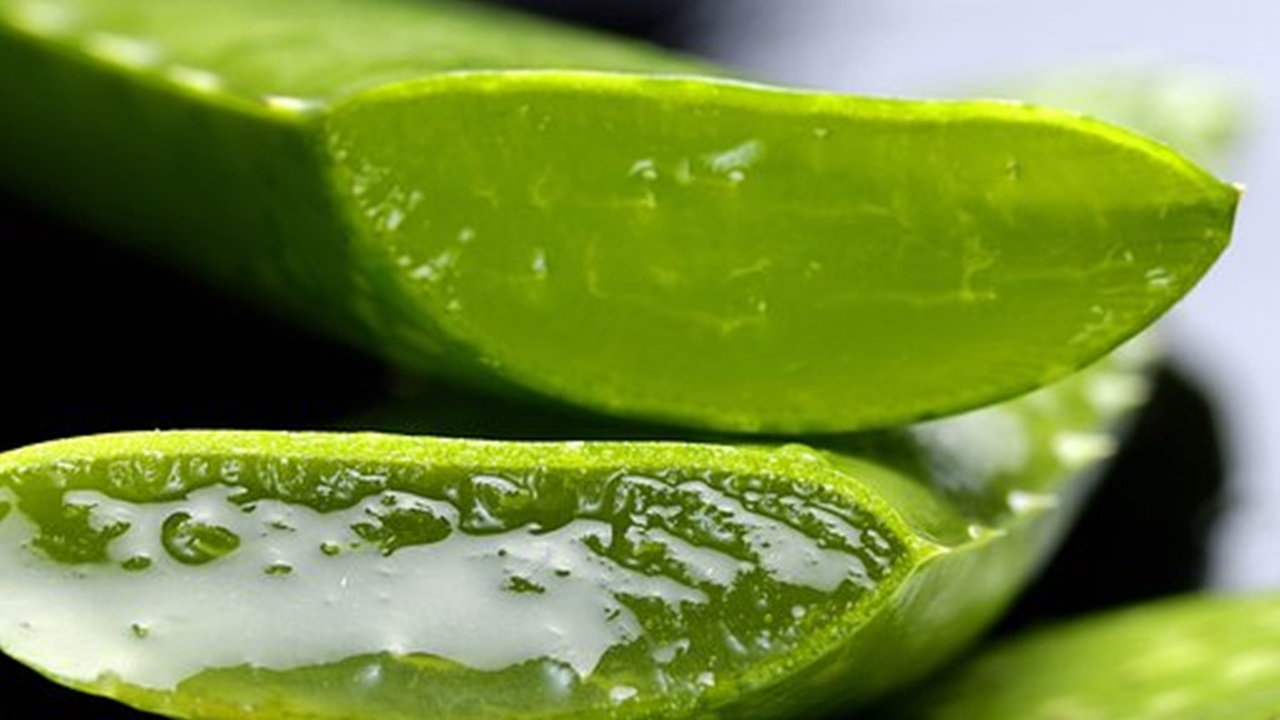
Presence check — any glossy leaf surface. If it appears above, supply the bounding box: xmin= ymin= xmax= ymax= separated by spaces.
xmin=0 ymin=345 xmax=1151 ymax=719
xmin=891 ymin=593 xmax=1280 ymax=719
xmin=0 ymin=0 xmax=1238 ymax=431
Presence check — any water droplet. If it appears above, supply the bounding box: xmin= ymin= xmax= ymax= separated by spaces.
xmin=697 ymin=671 xmax=716 ymax=687
xmin=320 ymin=541 xmax=342 ymax=557
xmin=706 ymin=139 xmax=765 ymax=174
xmin=531 ymin=250 xmax=548 ymax=278
xmin=352 ymin=493 xmax=453 ymax=555
xmin=356 ymin=661 xmax=384 ymax=688
xmin=628 ymin=158 xmax=658 ymax=181
xmin=83 ymin=32 xmax=160 ymax=68
xmin=220 ymin=459 xmax=242 ymax=483
xmin=166 ymin=66 xmax=223 ymax=93
xmin=503 ymin=575 xmax=546 ymax=594
xmin=160 ymin=512 xmax=241 ymax=565
xmin=609 ymin=685 xmax=638 ymax=704
xmin=542 ymin=662 xmax=577 ymax=696
xmin=457 ymin=226 xmax=476 ymax=243
xmin=1145 ymin=267 xmax=1175 ymax=288
xmin=266 ymin=517 xmax=295 ymax=532
xmin=264 ymin=562 xmax=294 ymax=577
xmin=409 ymin=250 xmax=456 ymax=283
xmin=263 ymin=95 xmax=319 ymax=114
xmin=812 ymin=127 xmax=831 ymax=139
xmin=727 ymin=169 xmax=746 ymax=184
xmin=121 ymin=555 xmax=152 ymax=572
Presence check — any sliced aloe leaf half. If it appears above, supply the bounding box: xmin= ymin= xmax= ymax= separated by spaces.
xmin=0 ymin=342 xmax=1153 ymax=719
xmin=0 ymin=0 xmax=1238 ymax=431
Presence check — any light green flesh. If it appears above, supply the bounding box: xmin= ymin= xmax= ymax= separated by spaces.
xmin=0 ymin=0 xmax=1237 ymax=432
xmin=0 ymin=437 xmax=904 ymax=719
xmin=0 ymin=344 xmax=1152 ymax=719
xmin=896 ymin=594 xmax=1280 ymax=719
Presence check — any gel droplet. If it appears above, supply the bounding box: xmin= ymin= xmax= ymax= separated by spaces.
xmin=160 ymin=512 xmax=241 ymax=565
xmin=628 ymin=158 xmax=658 ymax=181
xmin=121 ymin=555 xmax=153 ymax=572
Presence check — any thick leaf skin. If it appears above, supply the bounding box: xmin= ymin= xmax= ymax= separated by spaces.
xmin=0 ymin=0 xmax=1238 ymax=432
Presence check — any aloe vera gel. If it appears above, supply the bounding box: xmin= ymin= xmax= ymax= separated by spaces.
xmin=0 ymin=434 xmax=907 ymax=719
xmin=0 ymin=0 xmax=1236 ymax=432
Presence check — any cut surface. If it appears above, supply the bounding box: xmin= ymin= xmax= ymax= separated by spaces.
xmin=0 ymin=433 xmax=913 ymax=719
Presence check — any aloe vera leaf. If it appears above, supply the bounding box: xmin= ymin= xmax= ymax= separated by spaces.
xmin=0 ymin=344 xmax=1151 ymax=720
xmin=0 ymin=0 xmax=1237 ymax=433
xmin=887 ymin=593 xmax=1280 ymax=719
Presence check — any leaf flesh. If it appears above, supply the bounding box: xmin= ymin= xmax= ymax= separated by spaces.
xmin=0 ymin=434 xmax=913 ymax=719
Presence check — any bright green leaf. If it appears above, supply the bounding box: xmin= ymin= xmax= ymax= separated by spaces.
xmin=0 ymin=0 xmax=1238 ymax=432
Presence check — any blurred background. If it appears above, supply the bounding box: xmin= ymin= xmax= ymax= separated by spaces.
xmin=1 ymin=1 xmax=1277 ymax=716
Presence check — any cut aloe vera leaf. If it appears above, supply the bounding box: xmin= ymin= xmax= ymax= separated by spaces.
xmin=888 ymin=593 xmax=1280 ymax=719
xmin=0 ymin=344 xmax=1152 ymax=719
xmin=0 ymin=0 xmax=1236 ymax=432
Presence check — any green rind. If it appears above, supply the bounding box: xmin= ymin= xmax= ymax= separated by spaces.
xmin=0 ymin=0 xmax=1237 ymax=432
xmin=0 ymin=344 xmax=1151 ymax=719
xmin=889 ymin=593 xmax=1280 ymax=719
